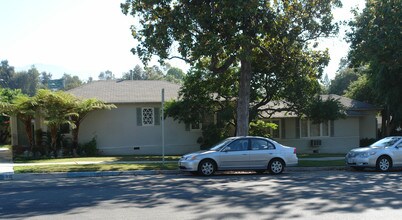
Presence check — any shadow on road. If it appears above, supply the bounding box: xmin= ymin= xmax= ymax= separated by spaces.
xmin=1 ymin=170 xmax=402 ymax=219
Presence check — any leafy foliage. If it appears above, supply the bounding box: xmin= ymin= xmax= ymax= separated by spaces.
xmin=122 ymin=0 xmax=341 ymax=136
xmin=249 ymin=120 xmax=277 ymax=138
xmin=304 ymin=97 xmax=346 ymax=124
xmin=347 ymin=0 xmax=402 ymax=135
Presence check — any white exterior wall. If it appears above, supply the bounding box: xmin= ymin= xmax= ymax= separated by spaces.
xmin=278 ymin=117 xmax=361 ymax=154
xmin=359 ymin=111 xmax=378 ymax=139
xmin=79 ymin=103 xmax=202 ymax=155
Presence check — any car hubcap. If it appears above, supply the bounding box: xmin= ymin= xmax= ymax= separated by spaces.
xmin=202 ymin=162 xmax=213 ymax=175
xmin=379 ymin=159 xmax=390 ymax=171
xmin=271 ymin=161 xmax=283 ymax=173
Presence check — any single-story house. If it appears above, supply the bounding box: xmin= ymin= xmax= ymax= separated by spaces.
xmin=266 ymin=94 xmax=380 ymax=153
xmin=10 ymin=80 xmax=380 ymax=155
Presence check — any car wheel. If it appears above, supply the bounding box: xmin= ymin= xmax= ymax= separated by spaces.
xmin=268 ymin=158 xmax=284 ymax=175
xmin=198 ymin=160 xmax=216 ymax=176
xmin=376 ymin=156 xmax=392 ymax=172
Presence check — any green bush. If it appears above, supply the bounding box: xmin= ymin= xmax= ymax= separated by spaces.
xmin=249 ymin=120 xmax=277 ymax=137
xmin=79 ymin=137 xmax=98 ymax=156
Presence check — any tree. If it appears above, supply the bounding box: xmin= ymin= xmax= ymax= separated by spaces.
xmin=0 ymin=60 xmax=15 ymax=88
xmin=122 ymin=65 xmax=145 ymax=80
xmin=39 ymin=71 xmax=52 ymax=89
xmin=328 ymin=67 xmax=361 ymax=95
xmin=0 ymin=88 xmax=23 ymax=144
xmin=9 ymin=66 xmax=40 ymax=96
xmin=347 ymin=0 xmax=401 ymax=136
xmin=144 ymin=65 xmax=164 ymax=80
xmin=62 ymin=73 xmax=82 ymax=90
xmin=166 ymin=67 xmax=185 ymax=84
xmin=34 ymin=90 xmax=78 ymax=156
xmin=98 ymin=70 xmax=115 ymax=80
xmin=70 ymin=98 xmax=116 ymax=156
xmin=0 ymin=93 xmax=37 ymax=151
xmin=122 ymin=0 xmax=341 ymax=136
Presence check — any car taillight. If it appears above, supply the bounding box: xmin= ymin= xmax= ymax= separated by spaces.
xmin=293 ymin=148 xmax=297 ymax=154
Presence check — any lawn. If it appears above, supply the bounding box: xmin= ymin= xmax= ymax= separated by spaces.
xmin=11 ymin=154 xmax=347 ymax=173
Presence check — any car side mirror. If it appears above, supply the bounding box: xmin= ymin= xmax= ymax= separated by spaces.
xmin=222 ymin=147 xmax=230 ymax=152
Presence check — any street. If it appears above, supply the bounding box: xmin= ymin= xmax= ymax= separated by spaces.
xmin=1 ymin=170 xmax=402 ymax=220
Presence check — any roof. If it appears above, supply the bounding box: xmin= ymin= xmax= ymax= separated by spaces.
xmin=321 ymin=94 xmax=380 ymax=111
xmin=67 ymin=80 xmax=181 ymax=103
xmin=262 ymin=94 xmax=381 ymax=118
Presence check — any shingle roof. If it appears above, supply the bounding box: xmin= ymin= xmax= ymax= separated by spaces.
xmin=321 ymin=94 xmax=380 ymax=110
xmin=67 ymin=80 xmax=181 ymax=103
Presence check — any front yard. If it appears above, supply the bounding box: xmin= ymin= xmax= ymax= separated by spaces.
xmin=11 ymin=154 xmax=346 ymax=173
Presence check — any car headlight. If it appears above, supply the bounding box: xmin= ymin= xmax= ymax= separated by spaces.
xmin=186 ymin=155 xmax=198 ymax=160
xmin=360 ymin=152 xmax=376 ymax=158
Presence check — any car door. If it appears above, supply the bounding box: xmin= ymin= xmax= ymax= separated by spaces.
xmin=218 ymin=139 xmax=250 ymax=170
xmin=249 ymin=138 xmax=276 ymax=169
xmin=391 ymin=140 xmax=402 ymax=166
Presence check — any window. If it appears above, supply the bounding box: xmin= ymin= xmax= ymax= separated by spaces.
xmin=251 ymin=139 xmax=275 ymax=150
xmin=300 ymin=119 xmax=330 ymax=137
xmin=142 ymin=107 xmax=154 ymax=126
xmin=226 ymin=139 xmax=249 ymax=151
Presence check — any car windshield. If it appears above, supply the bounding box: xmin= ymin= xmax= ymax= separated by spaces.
xmin=209 ymin=138 xmax=234 ymax=151
xmin=370 ymin=137 xmax=402 ymax=148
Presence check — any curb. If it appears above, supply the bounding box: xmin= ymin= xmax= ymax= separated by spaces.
xmin=4 ymin=166 xmax=348 ymax=181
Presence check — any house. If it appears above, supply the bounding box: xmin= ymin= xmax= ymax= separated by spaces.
xmin=10 ymin=80 xmax=380 ymax=155
xmin=265 ymin=94 xmax=380 ymax=153
xmin=66 ymin=80 xmax=202 ymax=155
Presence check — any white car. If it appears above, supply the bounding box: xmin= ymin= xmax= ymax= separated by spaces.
xmin=346 ymin=136 xmax=402 ymax=171
xmin=178 ymin=136 xmax=298 ymax=176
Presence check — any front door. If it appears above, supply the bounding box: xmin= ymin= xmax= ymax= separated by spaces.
xmin=219 ymin=139 xmax=250 ymax=169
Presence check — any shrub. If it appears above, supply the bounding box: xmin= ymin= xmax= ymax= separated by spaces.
xmin=249 ymin=120 xmax=277 ymax=137
xmin=78 ymin=137 xmax=98 ymax=156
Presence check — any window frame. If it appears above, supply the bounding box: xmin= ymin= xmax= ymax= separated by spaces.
xmin=300 ymin=119 xmax=330 ymax=138
xmin=142 ymin=107 xmax=155 ymax=126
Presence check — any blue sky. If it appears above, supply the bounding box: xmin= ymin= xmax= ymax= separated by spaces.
xmin=0 ymin=0 xmax=364 ymax=81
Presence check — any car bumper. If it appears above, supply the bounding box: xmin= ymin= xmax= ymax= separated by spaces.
xmin=178 ymin=159 xmax=199 ymax=172
xmin=346 ymin=157 xmax=377 ymax=167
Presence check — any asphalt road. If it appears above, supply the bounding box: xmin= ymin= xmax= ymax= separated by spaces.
xmin=1 ymin=170 xmax=402 ymax=220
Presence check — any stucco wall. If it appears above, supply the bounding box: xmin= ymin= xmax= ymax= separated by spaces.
xmin=277 ymin=117 xmax=361 ymax=154
xmin=359 ymin=111 xmax=378 ymax=139
xmin=79 ymin=103 xmax=202 ymax=155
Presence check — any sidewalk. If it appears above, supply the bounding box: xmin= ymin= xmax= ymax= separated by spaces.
xmin=1 ymin=155 xmax=346 ymax=181
xmin=0 ymin=148 xmax=14 ymax=180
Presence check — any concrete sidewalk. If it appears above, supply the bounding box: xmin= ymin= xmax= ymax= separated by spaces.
xmin=0 ymin=148 xmax=14 ymax=180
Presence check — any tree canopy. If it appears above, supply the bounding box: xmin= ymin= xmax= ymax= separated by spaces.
xmin=347 ymin=0 xmax=402 ymax=135
xmin=122 ymin=0 xmax=342 ymax=135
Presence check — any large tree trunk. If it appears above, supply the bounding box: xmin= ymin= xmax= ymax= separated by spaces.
xmin=236 ymin=53 xmax=252 ymax=136
xmin=22 ymin=117 xmax=34 ymax=152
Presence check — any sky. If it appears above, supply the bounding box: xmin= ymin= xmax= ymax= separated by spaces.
xmin=0 ymin=0 xmax=365 ymax=81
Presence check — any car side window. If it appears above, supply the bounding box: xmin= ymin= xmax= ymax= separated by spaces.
xmin=226 ymin=139 xmax=249 ymax=151
xmin=251 ymin=139 xmax=275 ymax=150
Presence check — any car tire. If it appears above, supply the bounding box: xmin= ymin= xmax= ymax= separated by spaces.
xmin=198 ymin=159 xmax=216 ymax=176
xmin=268 ymin=158 xmax=284 ymax=175
xmin=376 ymin=156 xmax=392 ymax=172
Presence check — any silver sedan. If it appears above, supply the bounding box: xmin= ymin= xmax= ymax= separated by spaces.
xmin=346 ymin=136 xmax=402 ymax=171
xmin=178 ymin=136 xmax=298 ymax=176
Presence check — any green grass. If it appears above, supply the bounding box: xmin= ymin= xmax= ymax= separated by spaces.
xmin=10 ymin=154 xmax=348 ymax=173
xmin=14 ymin=155 xmax=181 ymax=163
xmin=13 ymin=163 xmax=178 ymax=173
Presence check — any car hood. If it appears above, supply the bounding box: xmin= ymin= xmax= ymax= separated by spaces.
xmin=182 ymin=150 xmax=215 ymax=158
xmin=350 ymin=147 xmax=372 ymax=153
